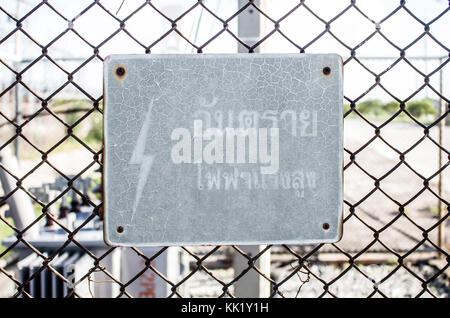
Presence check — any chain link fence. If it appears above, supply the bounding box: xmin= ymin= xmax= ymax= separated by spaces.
xmin=0 ymin=0 xmax=449 ymax=298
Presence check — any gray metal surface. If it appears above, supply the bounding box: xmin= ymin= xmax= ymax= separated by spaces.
xmin=103 ymin=54 xmax=343 ymax=246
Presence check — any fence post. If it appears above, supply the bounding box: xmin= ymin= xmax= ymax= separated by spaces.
xmin=233 ymin=0 xmax=271 ymax=298
xmin=233 ymin=245 xmax=271 ymax=297
xmin=0 ymin=147 xmax=38 ymax=238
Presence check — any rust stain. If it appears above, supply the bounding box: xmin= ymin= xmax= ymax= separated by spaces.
xmin=114 ymin=64 xmax=127 ymax=80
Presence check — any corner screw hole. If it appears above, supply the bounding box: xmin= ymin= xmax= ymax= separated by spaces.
xmin=115 ymin=66 xmax=126 ymax=77
xmin=117 ymin=226 xmax=124 ymax=233
xmin=322 ymin=66 xmax=331 ymax=76
xmin=322 ymin=223 xmax=330 ymax=230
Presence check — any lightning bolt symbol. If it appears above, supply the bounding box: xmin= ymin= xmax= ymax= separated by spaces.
xmin=129 ymin=101 xmax=155 ymax=221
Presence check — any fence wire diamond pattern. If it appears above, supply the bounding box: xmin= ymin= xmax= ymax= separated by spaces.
xmin=0 ymin=0 xmax=449 ymax=298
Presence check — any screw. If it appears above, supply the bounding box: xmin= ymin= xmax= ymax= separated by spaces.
xmin=322 ymin=66 xmax=331 ymax=75
xmin=117 ymin=226 xmax=124 ymax=233
xmin=322 ymin=223 xmax=330 ymax=230
xmin=115 ymin=66 xmax=126 ymax=77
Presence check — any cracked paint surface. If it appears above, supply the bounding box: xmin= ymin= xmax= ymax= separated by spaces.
xmin=103 ymin=54 xmax=343 ymax=246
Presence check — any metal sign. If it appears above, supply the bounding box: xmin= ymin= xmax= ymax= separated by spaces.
xmin=103 ymin=54 xmax=343 ymax=246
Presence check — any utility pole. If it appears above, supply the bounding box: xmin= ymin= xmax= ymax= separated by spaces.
xmin=233 ymin=0 xmax=271 ymax=298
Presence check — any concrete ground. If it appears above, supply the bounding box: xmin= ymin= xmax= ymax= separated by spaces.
xmin=340 ymin=119 xmax=449 ymax=253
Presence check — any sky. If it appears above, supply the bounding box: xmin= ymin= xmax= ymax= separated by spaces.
xmin=0 ymin=0 xmax=448 ymax=102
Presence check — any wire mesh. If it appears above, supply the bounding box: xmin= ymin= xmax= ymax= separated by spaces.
xmin=0 ymin=0 xmax=449 ymax=298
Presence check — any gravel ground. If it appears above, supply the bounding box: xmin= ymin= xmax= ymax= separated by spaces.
xmin=272 ymin=263 xmax=449 ymax=298
xmin=1 ymin=255 xmax=448 ymax=298
xmin=183 ymin=262 xmax=450 ymax=298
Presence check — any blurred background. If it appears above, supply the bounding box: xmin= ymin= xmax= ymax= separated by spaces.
xmin=0 ymin=0 xmax=449 ymax=298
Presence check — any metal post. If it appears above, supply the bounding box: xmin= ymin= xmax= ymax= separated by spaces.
xmin=0 ymin=147 xmax=38 ymax=238
xmin=233 ymin=0 xmax=271 ymax=298
xmin=237 ymin=0 xmax=260 ymax=53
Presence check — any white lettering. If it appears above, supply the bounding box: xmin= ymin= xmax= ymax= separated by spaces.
xmin=170 ymin=123 xmax=279 ymax=175
xmin=170 ymin=128 xmax=191 ymax=164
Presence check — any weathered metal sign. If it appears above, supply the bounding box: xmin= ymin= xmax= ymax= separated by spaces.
xmin=103 ymin=54 xmax=343 ymax=246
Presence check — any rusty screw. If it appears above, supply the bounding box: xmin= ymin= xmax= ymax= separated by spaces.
xmin=322 ymin=223 xmax=330 ymax=230
xmin=116 ymin=66 xmax=126 ymax=77
xmin=117 ymin=226 xmax=124 ymax=233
